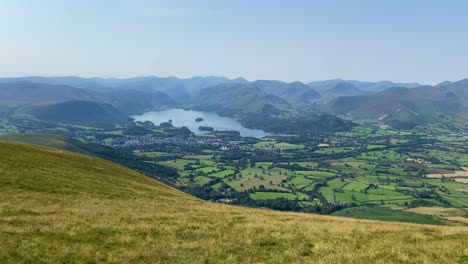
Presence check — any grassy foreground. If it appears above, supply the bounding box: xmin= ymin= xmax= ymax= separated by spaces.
xmin=0 ymin=142 xmax=467 ymax=263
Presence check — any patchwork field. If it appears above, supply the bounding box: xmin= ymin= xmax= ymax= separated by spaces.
xmin=426 ymin=167 xmax=468 ymax=183
xmin=142 ymin=132 xmax=468 ymax=226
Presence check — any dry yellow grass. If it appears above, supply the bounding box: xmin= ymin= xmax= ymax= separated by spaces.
xmin=454 ymin=178 xmax=468 ymax=184
xmin=406 ymin=207 xmax=468 ymax=225
xmin=445 ymin=217 xmax=468 ymax=224
xmin=1 ymin=142 xmax=468 ymax=263
xmin=427 ymin=167 xmax=468 ymax=178
xmin=426 ymin=167 xmax=468 ymax=183
xmin=407 ymin=207 xmax=466 ymax=215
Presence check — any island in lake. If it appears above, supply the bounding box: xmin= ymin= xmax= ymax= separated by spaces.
xmin=195 ymin=117 xmax=204 ymax=122
xmin=132 ymin=108 xmax=271 ymax=138
xmin=198 ymin=126 xmax=214 ymax=132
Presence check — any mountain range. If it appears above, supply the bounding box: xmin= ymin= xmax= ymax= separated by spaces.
xmin=0 ymin=76 xmax=466 ymax=129
xmin=325 ymin=79 xmax=468 ymax=128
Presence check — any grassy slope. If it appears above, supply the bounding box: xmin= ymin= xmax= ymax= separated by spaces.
xmin=0 ymin=142 xmax=467 ymax=263
xmin=0 ymin=134 xmax=110 ymax=156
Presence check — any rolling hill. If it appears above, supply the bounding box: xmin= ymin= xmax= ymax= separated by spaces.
xmin=0 ymin=141 xmax=467 ymax=263
xmin=0 ymin=134 xmax=110 ymax=155
xmin=0 ymin=79 xmax=178 ymax=115
xmin=325 ymin=81 xmax=468 ymax=128
xmin=323 ymin=82 xmax=366 ymax=97
xmin=0 ymin=81 xmax=95 ymax=107
xmin=17 ymin=100 xmax=128 ymax=127
xmin=308 ymin=79 xmax=421 ymax=93
xmin=193 ymin=83 xmax=291 ymax=114
xmin=0 ymin=76 xmax=115 ymax=92
xmin=108 ymin=89 xmax=176 ymax=114
xmin=327 ymin=87 xmax=413 ymax=118
xmin=0 ymin=76 xmax=248 ymax=104
xmin=252 ymin=80 xmax=321 ymax=103
xmin=0 ymin=134 xmax=178 ymax=181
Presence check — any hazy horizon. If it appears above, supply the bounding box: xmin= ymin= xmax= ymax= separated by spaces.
xmin=0 ymin=74 xmax=438 ymax=86
xmin=1 ymin=0 xmax=468 ymax=85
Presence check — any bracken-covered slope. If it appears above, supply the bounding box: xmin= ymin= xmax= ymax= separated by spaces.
xmin=0 ymin=142 xmax=467 ymax=263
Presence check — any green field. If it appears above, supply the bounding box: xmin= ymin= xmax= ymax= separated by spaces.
xmin=133 ymin=151 xmax=172 ymax=157
xmin=254 ymin=140 xmax=304 ymax=150
xmin=210 ymin=169 xmax=235 ymax=178
xmin=250 ymin=192 xmax=307 ymax=200
xmin=155 ymin=140 xmax=468 ymax=221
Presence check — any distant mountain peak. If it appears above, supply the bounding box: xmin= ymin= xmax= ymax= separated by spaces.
xmin=232 ymin=77 xmax=249 ymax=83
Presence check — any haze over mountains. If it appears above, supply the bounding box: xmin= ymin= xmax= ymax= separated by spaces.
xmin=325 ymin=80 xmax=468 ymax=128
xmin=0 ymin=81 xmax=95 ymax=106
xmin=0 ymin=76 xmax=467 ymax=129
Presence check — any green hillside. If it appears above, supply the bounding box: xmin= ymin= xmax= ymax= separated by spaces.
xmin=0 ymin=134 xmax=178 ymax=180
xmin=326 ymin=82 xmax=468 ymax=128
xmin=0 ymin=142 xmax=467 ymax=263
xmin=0 ymin=81 xmax=95 ymax=107
xmin=252 ymin=80 xmax=321 ymax=103
xmin=17 ymin=100 xmax=127 ymax=128
xmin=108 ymin=89 xmax=176 ymax=114
xmin=194 ymin=83 xmax=290 ymax=114
xmin=0 ymin=134 xmax=110 ymax=156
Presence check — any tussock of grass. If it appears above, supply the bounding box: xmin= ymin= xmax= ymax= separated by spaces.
xmin=1 ymin=142 xmax=467 ymax=263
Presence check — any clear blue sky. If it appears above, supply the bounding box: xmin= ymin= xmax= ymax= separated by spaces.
xmin=1 ymin=0 xmax=467 ymax=84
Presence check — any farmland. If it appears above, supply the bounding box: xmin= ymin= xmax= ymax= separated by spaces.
xmin=1 ymin=112 xmax=467 ymax=225
xmin=112 ymin=119 xmax=468 ymax=225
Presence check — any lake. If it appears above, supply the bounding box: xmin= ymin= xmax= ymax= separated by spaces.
xmin=132 ymin=109 xmax=270 ymax=138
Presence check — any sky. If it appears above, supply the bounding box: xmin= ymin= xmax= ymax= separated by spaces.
xmin=1 ymin=0 xmax=468 ymax=84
